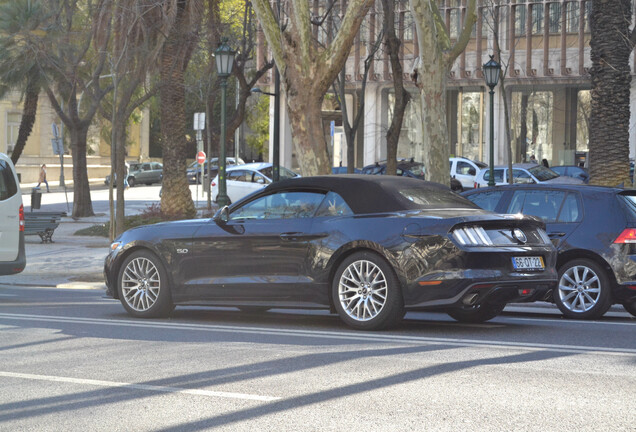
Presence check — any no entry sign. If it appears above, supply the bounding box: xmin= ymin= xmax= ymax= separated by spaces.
xmin=197 ymin=151 xmax=206 ymax=164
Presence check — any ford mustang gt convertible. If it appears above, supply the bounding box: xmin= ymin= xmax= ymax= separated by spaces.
xmin=104 ymin=175 xmax=558 ymax=330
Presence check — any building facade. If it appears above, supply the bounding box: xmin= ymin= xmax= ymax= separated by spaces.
xmin=260 ymin=0 xmax=635 ymax=171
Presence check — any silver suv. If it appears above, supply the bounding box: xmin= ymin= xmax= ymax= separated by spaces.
xmin=0 ymin=152 xmax=25 ymax=275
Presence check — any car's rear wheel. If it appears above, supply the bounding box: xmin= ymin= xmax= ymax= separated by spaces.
xmin=447 ymin=302 xmax=505 ymax=323
xmin=118 ymin=250 xmax=174 ymax=318
xmin=555 ymin=258 xmax=612 ymax=319
xmin=128 ymin=176 xmax=136 ymax=187
xmin=332 ymin=251 xmax=404 ymax=330
xmin=622 ymin=301 xmax=636 ymax=317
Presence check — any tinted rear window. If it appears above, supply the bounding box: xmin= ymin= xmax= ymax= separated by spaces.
xmin=0 ymin=159 xmax=18 ymax=201
xmin=398 ymin=187 xmax=479 ymax=209
xmin=619 ymin=193 xmax=636 ymax=220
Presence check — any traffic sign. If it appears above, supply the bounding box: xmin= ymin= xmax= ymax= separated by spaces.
xmin=197 ymin=151 xmax=206 ymax=164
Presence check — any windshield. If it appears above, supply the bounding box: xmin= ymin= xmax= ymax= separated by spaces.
xmin=528 ymin=165 xmax=559 ymax=181
xmin=403 ymin=163 xmax=425 ymax=177
xmin=259 ymin=166 xmax=299 ymax=180
xmin=397 ymin=187 xmax=479 ymax=209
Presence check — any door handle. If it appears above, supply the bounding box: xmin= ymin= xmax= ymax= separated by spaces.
xmin=548 ymin=232 xmax=566 ymax=238
xmin=280 ymin=232 xmax=302 ymax=241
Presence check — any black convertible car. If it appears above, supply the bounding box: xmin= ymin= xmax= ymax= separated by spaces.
xmin=104 ymin=175 xmax=558 ymax=330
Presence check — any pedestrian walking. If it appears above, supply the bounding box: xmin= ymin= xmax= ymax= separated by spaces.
xmin=36 ymin=164 xmax=50 ymax=192
xmin=542 ymin=158 xmax=550 ymax=168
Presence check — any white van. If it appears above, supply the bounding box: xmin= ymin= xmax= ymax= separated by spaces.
xmin=0 ymin=152 xmax=25 ymax=275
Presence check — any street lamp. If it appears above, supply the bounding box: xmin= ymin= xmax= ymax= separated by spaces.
xmin=483 ymin=55 xmax=501 ymax=187
xmin=215 ymin=38 xmax=236 ymax=208
xmin=251 ymin=86 xmax=280 ymax=181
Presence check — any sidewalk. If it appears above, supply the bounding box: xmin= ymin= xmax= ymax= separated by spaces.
xmin=1 ymin=214 xmax=111 ymax=290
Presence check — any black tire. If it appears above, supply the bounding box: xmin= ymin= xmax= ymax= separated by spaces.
xmin=447 ymin=302 xmax=505 ymax=323
xmin=554 ymin=258 xmax=612 ymax=319
xmin=117 ymin=250 xmax=174 ymax=318
xmin=128 ymin=176 xmax=136 ymax=187
xmin=622 ymin=301 xmax=636 ymax=317
xmin=238 ymin=306 xmax=271 ymax=313
xmin=332 ymin=251 xmax=405 ymax=330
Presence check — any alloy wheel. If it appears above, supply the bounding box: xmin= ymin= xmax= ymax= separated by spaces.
xmin=121 ymin=257 xmax=161 ymax=312
xmin=558 ymin=265 xmax=601 ymax=313
xmin=338 ymin=259 xmax=388 ymax=321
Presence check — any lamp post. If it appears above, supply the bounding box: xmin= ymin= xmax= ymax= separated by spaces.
xmin=215 ymin=38 xmax=236 ymax=208
xmin=483 ymin=55 xmax=501 ymax=187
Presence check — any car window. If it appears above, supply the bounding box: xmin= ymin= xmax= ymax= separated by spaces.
xmin=152 ymin=163 xmax=162 ymax=170
xmin=315 ymin=191 xmax=353 ymax=217
xmin=0 ymin=159 xmax=18 ymax=201
xmin=483 ymin=169 xmax=504 ymax=183
xmin=551 ymin=166 xmax=566 ymax=175
xmin=507 ymin=190 xmax=566 ymax=222
xmin=405 ymin=163 xmax=425 ymax=177
xmin=557 ymin=193 xmax=582 ymax=223
xmin=465 ymin=190 xmax=505 ymax=212
xmin=258 ymin=166 xmax=299 ymax=180
xmin=528 ymin=165 xmax=559 ymax=181
xmin=230 ymin=191 xmax=326 ymax=220
xmin=227 ymin=170 xmax=247 ymax=181
xmin=141 ymin=163 xmax=151 ymax=171
xmin=512 ymin=169 xmax=533 ymax=184
xmin=457 ymin=161 xmax=476 ymax=176
xmin=398 ymin=187 xmax=478 ymax=209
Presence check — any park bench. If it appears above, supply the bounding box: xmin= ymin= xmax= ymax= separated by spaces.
xmin=24 ymin=211 xmax=67 ymax=243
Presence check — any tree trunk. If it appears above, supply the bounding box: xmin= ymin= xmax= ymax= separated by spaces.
xmin=159 ymin=1 xmax=196 ymax=219
xmin=588 ymin=0 xmax=632 ymax=186
xmin=415 ymin=62 xmax=450 ymax=185
xmin=69 ymin=125 xmax=94 ymax=217
xmin=10 ymin=73 xmax=39 ymax=165
xmin=285 ymin=86 xmax=332 ymax=176
xmin=114 ymin=122 xmax=127 ymax=236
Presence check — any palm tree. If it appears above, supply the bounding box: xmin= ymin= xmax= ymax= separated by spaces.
xmin=588 ymin=0 xmax=633 ymax=186
xmin=158 ymin=0 xmax=202 ymax=219
xmin=0 ymin=0 xmax=47 ymax=165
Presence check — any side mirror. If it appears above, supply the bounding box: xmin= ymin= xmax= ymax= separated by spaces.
xmin=214 ymin=206 xmax=230 ymax=223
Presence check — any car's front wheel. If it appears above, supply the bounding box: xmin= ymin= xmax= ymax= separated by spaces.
xmin=117 ymin=250 xmax=174 ymax=318
xmin=555 ymin=258 xmax=612 ymax=319
xmin=332 ymin=251 xmax=404 ymax=330
xmin=447 ymin=302 xmax=505 ymax=323
xmin=622 ymin=301 xmax=636 ymax=317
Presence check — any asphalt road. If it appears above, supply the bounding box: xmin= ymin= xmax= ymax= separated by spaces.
xmin=0 ymin=286 xmax=634 ymax=431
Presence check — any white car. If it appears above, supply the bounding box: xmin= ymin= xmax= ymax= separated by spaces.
xmin=473 ymin=163 xmax=585 ymax=188
xmin=0 ymin=152 xmax=25 ymax=275
xmin=449 ymin=157 xmax=487 ymax=190
xmin=211 ymin=162 xmax=300 ymax=204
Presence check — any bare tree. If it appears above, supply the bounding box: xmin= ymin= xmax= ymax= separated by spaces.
xmin=251 ymin=0 xmax=373 ymax=176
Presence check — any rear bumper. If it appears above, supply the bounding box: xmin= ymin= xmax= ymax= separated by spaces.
xmin=406 ymin=278 xmax=556 ymax=310
xmin=0 ymin=233 xmax=26 ymax=276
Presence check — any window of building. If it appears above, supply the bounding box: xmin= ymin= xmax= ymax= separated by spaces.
xmin=460 ymin=92 xmax=484 ymax=162
xmin=404 ymin=11 xmax=414 ymax=40
xmin=511 ymin=91 xmax=554 ymax=163
xmin=549 ymin=3 xmax=561 ymax=33
xmin=515 ymin=4 xmax=527 ymax=34
xmin=566 ymin=1 xmax=580 ymax=33
xmin=6 ymin=113 xmax=20 ymax=154
xmin=584 ymin=1 xmax=591 ymax=32
xmin=449 ymin=8 xmax=461 ymax=39
xmin=531 ymin=3 xmax=544 ymax=34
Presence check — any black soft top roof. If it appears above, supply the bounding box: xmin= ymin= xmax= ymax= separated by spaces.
xmin=263 ymin=174 xmax=458 ymax=214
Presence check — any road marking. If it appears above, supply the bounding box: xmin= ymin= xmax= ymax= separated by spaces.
xmin=0 ymin=371 xmax=279 ymax=402
xmin=0 ymin=312 xmax=635 ymax=356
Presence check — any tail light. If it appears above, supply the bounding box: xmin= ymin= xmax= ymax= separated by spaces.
xmin=211 ymin=181 xmax=216 ymax=187
xmin=614 ymin=228 xmax=636 ymax=243
xmin=474 ymin=182 xmax=478 ymax=188
xmin=19 ymin=204 xmax=24 ymax=232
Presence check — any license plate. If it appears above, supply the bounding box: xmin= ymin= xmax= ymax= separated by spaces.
xmin=512 ymin=256 xmax=545 ymax=270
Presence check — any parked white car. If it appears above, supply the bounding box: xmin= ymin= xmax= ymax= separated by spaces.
xmin=449 ymin=157 xmax=487 ymax=190
xmin=473 ymin=163 xmax=585 ymax=188
xmin=0 ymin=152 xmax=25 ymax=275
xmin=211 ymin=162 xmax=300 ymax=204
